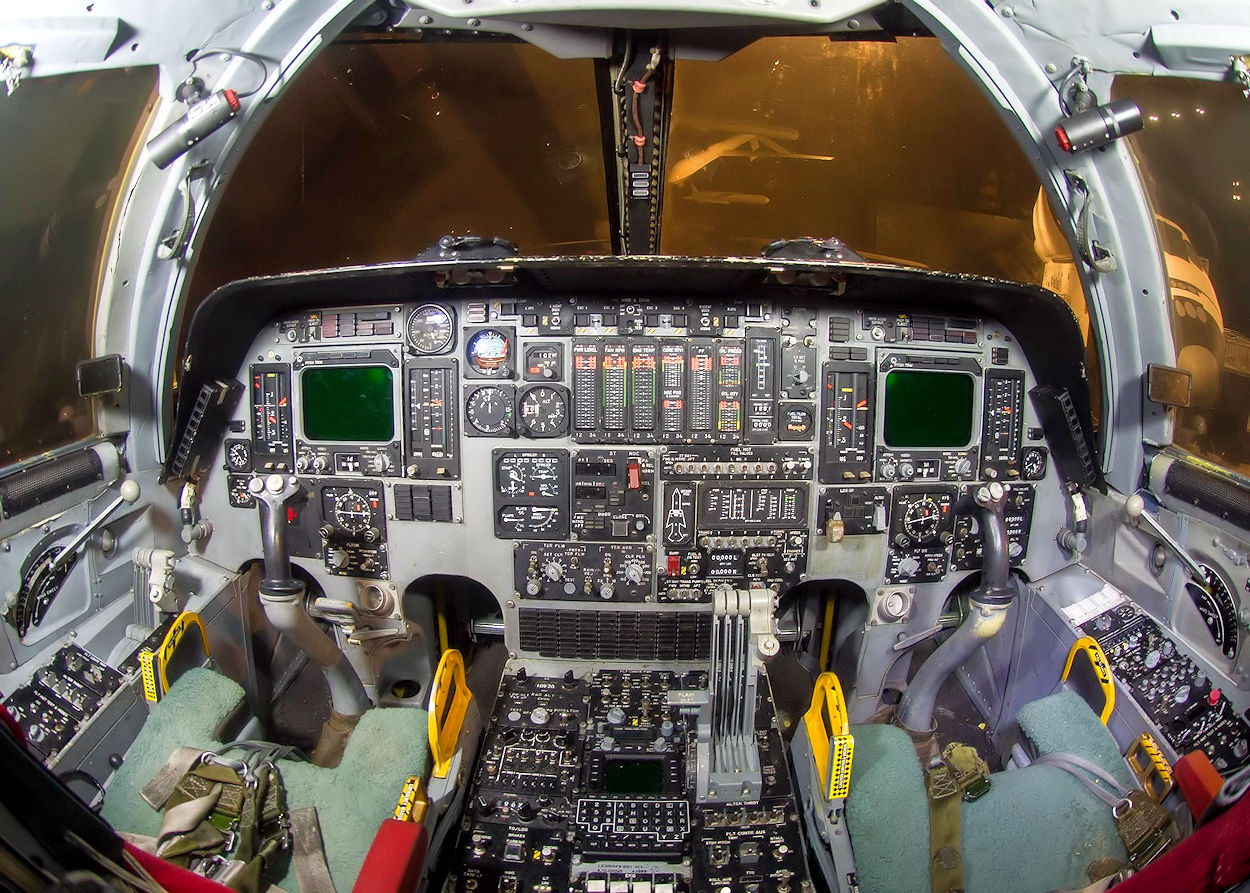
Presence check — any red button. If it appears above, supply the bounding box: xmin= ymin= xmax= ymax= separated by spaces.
xmin=1209 ymin=688 xmax=1221 ymax=706
xmin=627 ymin=462 xmax=641 ymax=490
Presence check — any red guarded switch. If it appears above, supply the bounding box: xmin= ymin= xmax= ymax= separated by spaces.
xmin=627 ymin=461 xmax=641 ymax=490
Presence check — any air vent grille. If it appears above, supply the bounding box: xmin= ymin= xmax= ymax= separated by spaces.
xmin=518 ymin=609 xmax=711 ymax=661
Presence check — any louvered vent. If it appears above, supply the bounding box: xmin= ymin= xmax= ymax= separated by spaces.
xmin=518 ymin=609 xmax=711 ymax=661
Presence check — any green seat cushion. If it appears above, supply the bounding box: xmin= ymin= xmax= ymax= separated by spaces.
xmin=1017 ymin=690 xmax=1136 ymax=789
xmin=845 ymin=692 xmax=1130 ymax=893
xmin=101 ymin=667 xmax=429 ymax=891
xmin=845 ymin=723 xmax=931 ymax=893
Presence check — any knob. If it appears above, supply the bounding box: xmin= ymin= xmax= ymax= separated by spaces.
xmin=880 ymin=459 xmax=897 ymax=480
xmin=899 ymin=462 xmax=915 ymax=479
xmin=544 ymin=561 xmax=563 ymax=582
xmin=363 ymin=527 xmax=380 ymax=543
xmin=660 ymin=720 xmax=674 ymax=737
xmin=311 ymin=455 xmax=328 ymax=474
xmin=367 ymin=454 xmax=391 ymax=474
xmin=1145 ymin=650 xmax=1161 ymax=669
xmin=530 ymin=707 xmax=551 ymax=726
xmin=897 ymin=557 xmax=921 ymax=577
xmin=1174 ymin=684 xmax=1191 ymax=704
xmin=327 ymin=548 xmax=349 ymax=569
xmin=1007 ymin=541 xmax=1024 ymax=559
xmin=516 ymin=801 xmax=536 ymax=821
xmin=624 ymin=562 xmax=645 ymax=585
xmin=954 ymin=457 xmax=973 ymax=478
xmin=1234 ymin=739 xmax=1249 ymax=760
xmin=295 ymin=454 xmax=310 ymax=473
xmin=525 ymin=579 xmax=542 ymax=596
xmin=606 ymin=706 xmax=626 ymax=725
xmin=599 ymin=583 xmax=615 ymax=600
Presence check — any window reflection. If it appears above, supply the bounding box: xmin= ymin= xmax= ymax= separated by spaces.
xmin=662 ymin=36 xmax=1052 ymax=285
xmin=189 ymin=37 xmax=611 ymax=302
xmin=0 ymin=68 xmax=155 ymax=465
xmin=1115 ymin=76 xmax=1250 ymax=477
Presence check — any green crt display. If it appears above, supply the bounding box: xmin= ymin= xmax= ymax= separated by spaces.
xmin=882 ymin=371 xmax=974 ymax=447
xmin=301 ymin=366 xmax=395 ymax=442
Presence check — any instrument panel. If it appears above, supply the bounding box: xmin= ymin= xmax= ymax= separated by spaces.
xmin=217 ymin=296 xmax=1065 ymax=614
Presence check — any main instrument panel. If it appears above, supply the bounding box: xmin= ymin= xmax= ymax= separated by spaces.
xmin=215 ymin=296 xmax=1063 ymax=638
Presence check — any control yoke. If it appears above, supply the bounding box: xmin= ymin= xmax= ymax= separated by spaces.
xmin=897 ymin=482 xmax=1017 ymax=734
xmin=249 ymin=474 xmax=371 ymax=718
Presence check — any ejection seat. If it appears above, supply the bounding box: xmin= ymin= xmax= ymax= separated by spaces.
xmin=100 ymin=667 xmax=431 ymax=890
xmin=839 ymin=690 xmax=1132 ymax=893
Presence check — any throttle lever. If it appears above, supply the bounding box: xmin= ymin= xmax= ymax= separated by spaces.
xmin=46 ymin=480 xmax=141 ymax=576
xmin=1124 ymin=491 xmax=1205 ymax=581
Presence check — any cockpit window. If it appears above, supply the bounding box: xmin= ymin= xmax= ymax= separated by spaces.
xmin=1113 ymin=75 xmax=1250 ymax=479
xmin=0 ymin=67 xmax=155 ymax=466
xmin=660 ymin=36 xmax=1054 ymax=284
xmin=188 ymin=36 xmax=611 ymax=302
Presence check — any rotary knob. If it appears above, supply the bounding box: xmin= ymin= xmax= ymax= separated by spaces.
xmin=953 ymin=457 xmax=973 ymax=478
xmin=311 ymin=455 xmax=328 ymax=474
xmin=606 ymin=706 xmax=626 ymax=725
xmin=899 ymin=462 xmax=915 ymax=479
xmin=530 ymin=707 xmax=551 ymax=726
xmin=624 ymin=562 xmax=646 ymax=585
xmin=367 ymin=453 xmax=391 ymax=474
xmin=544 ymin=561 xmax=564 ymax=582
xmin=896 ymin=556 xmax=921 ymax=577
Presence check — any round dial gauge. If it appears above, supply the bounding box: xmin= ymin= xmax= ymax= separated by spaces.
xmin=225 ymin=440 xmax=251 ymax=471
xmin=406 ymin=304 xmax=454 ymax=354
xmin=333 ymin=491 xmax=372 ymax=534
xmin=902 ymin=497 xmax=943 ymax=543
xmin=1021 ymin=447 xmax=1047 ymax=481
xmin=466 ymin=328 xmax=511 ymax=376
xmin=466 ymin=386 xmax=513 ymax=436
xmin=518 ymin=385 xmax=569 ymax=438
xmin=1188 ymin=566 xmax=1240 ymax=660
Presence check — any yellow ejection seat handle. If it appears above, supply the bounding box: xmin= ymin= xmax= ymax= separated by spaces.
xmin=427 ymin=649 xmax=473 ymax=779
xmin=803 ymin=672 xmax=855 ymax=800
xmin=1061 ymin=635 xmax=1116 ymax=725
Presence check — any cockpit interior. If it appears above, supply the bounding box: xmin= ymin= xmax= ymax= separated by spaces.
xmin=3 ymin=2 xmax=1250 ymax=892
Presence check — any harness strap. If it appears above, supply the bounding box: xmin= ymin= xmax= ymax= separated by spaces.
xmin=141 ymin=746 xmax=206 ymax=809
xmin=291 ymin=806 xmax=336 ymax=893
xmin=1032 ymin=752 xmax=1130 ymax=809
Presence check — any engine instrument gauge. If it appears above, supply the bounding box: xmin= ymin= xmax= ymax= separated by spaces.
xmin=902 ymin=497 xmax=943 ymax=543
xmin=333 ymin=490 xmax=373 ymax=534
xmin=466 ymin=328 xmax=512 ymax=377
xmin=406 ymin=304 xmax=454 ymax=355
xmin=465 ymin=385 xmax=515 ymax=436
xmin=517 ymin=384 xmax=569 ymax=438
xmin=1188 ymin=566 xmax=1240 ymax=660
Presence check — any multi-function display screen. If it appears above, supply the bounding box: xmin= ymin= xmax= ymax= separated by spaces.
xmin=301 ymin=366 xmax=394 ymax=442
xmin=882 ymin=371 xmax=973 ymax=447
xmin=603 ymin=757 xmax=665 ymax=795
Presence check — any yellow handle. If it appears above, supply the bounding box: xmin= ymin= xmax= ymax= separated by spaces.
xmin=427 ymin=649 xmax=473 ymax=779
xmin=803 ymin=672 xmax=854 ymax=800
xmin=394 ymin=775 xmax=428 ymax=823
xmin=1061 ymin=636 xmax=1115 ymax=724
xmin=1126 ymin=733 xmax=1175 ymax=803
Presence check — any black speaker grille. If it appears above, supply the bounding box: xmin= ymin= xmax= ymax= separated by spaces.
xmin=518 ymin=609 xmax=711 ymax=661
xmin=1163 ymin=460 xmax=1250 ymax=531
xmin=0 ymin=450 xmax=104 ymax=519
